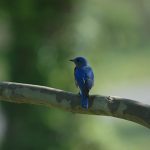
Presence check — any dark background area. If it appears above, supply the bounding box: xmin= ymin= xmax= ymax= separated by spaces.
xmin=0 ymin=0 xmax=150 ymax=150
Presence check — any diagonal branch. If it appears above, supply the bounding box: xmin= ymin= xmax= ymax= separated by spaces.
xmin=0 ymin=82 xmax=150 ymax=129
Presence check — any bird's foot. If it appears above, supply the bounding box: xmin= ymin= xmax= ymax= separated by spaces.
xmin=78 ymin=92 xmax=81 ymax=96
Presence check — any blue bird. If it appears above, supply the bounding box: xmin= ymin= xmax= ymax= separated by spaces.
xmin=70 ymin=57 xmax=94 ymax=109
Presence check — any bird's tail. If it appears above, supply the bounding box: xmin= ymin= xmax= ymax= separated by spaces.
xmin=81 ymin=94 xmax=89 ymax=109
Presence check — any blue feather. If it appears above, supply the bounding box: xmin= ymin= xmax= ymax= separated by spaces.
xmin=70 ymin=57 xmax=94 ymax=109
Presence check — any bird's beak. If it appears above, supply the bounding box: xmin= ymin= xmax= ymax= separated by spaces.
xmin=69 ymin=59 xmax=74 ymax=62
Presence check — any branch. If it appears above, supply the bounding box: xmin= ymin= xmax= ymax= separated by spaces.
xmin=0 ymin=82 xmax=150 ymax=129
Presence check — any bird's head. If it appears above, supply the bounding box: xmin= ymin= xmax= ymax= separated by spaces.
xmin=70 ymin=57 xmax=88 ymax=67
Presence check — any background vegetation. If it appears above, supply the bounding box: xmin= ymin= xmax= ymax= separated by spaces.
xmin=0 ymin=0 xmax=150 ymax=150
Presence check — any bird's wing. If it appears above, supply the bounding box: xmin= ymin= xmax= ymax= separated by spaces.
xmin=76 ymin=66 xmax=94 ymax=96
xmin=83 ymin=66 xmax=94 ymax=89
xmin=74 ymin=66 xmax=94 ymax=96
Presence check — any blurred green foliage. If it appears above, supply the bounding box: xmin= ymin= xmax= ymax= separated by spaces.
xmin=0 ymin=0 xmax=150 ymax=150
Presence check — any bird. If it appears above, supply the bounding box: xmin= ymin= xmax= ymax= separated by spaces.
xmin=70 ymin=56 xmax=94 ymax=109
